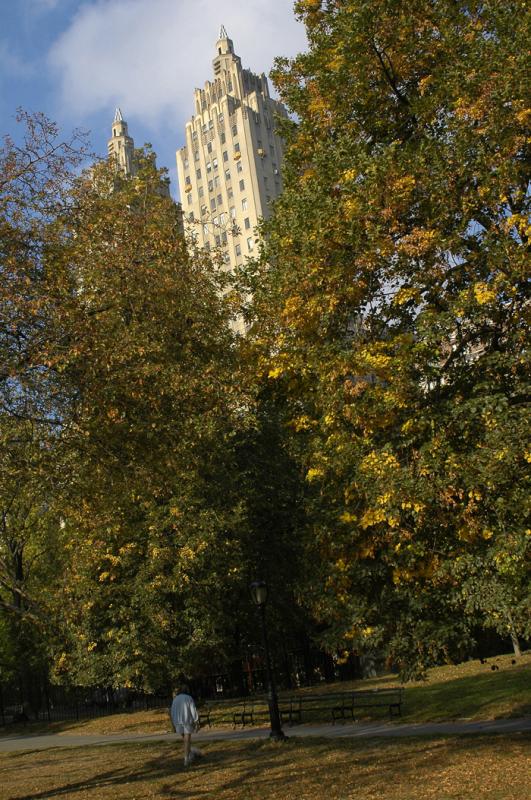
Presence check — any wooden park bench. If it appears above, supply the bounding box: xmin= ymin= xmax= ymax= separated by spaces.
xmin=232 ymin=699 xmax=255 ymax=727
xmin=279 ymin=696 xmax=302 ymax=726
xmin=198 ymin=702 xmax=212 ymax=728
xmin=332 ymin=688 xmax=404 ymax=723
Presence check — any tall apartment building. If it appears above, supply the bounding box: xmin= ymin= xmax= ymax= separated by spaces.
xmin=176 ymin=27 xmax=288 ymax=270
xmin=108 ymin=108 xmax=136 ymax=176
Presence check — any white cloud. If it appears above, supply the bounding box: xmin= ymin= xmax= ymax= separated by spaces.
xmin=47 ymin=0 xmax=306 ymax=134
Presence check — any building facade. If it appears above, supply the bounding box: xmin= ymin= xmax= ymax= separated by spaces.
xmin=176 ymin=27 xmax=288 ymax=270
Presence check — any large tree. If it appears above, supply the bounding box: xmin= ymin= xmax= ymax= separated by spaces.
xmin=244 ymin=0 xmax=530 ymax=674
xmin=43 ymin=151 xmax=255 ymax=689
xmin=0 ymin=111 xmax=90 ymax=694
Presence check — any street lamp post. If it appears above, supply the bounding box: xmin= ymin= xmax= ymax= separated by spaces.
xmin=250 ymin=581 xmax=286 ymax=741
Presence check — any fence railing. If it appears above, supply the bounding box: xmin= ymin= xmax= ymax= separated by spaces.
xmin=0 ymin=649 xmax=368 ymax=726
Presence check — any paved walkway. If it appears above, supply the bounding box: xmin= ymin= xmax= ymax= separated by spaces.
xmin=1 ymin=718 xmax=530 ymax=752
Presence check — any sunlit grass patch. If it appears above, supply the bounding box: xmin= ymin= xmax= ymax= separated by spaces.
xmin=1 ymin=734 xmax=530 ymax=799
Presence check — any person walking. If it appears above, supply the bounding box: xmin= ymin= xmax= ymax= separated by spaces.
xmin=169 ymin=683 xmax=203 ymax=767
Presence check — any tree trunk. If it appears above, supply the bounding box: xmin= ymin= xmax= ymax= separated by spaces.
xmin=510 ymin=629 xmax=522 ymax=658
xmin=507 ymin=612 xmax=522 ymax=657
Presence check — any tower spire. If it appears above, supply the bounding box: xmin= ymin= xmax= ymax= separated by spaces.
xmin=108 ymin=108 xmax=135 ymax=176
xmin=219 ymin=24 xmax=228 ymax=39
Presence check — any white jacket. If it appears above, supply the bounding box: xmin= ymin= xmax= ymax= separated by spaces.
xmin=170 ymin=692 xmax=199 ymax=731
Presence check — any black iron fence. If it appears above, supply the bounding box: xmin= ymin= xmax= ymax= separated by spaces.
xmin=0 ymin=648 xmax=367 ymax=726
xmin=0 ymin=681 xmax=172 ymax=725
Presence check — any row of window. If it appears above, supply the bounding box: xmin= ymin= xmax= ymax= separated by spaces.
xmin=190 ymin=118 xmax=238 ymax=142
xmin=187 ymin=171 xmax=246 ymax=208
xmin=202 ymin=236 xmax=255 ymax=255
xmin=185 ymin=147 xmax=242 ymax=181
xmin=206 ymin=209 xmax=252 ymax=232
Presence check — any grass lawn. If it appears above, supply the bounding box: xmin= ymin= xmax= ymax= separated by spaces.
xmin=1 ymin=734 xmax=530 ymax=799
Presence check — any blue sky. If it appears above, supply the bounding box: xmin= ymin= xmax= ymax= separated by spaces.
xmin=0 ymin=0 xmax=307 ymax=198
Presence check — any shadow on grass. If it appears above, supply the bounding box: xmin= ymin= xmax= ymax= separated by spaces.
xmin=6 ymin=734 xmax=530 ymax=800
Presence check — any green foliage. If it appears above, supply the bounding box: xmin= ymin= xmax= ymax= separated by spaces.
xmin=41 ymin=152 xmax=251 ymax=689
xmin=243 ymin=0 xmax=530 ymax=673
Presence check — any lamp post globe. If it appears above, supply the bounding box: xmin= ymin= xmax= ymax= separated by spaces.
xmin=250 ymin=580 xmax=268 ymax=607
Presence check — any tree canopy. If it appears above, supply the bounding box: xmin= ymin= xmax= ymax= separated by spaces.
xmin=243 ymin=0 xmax=530 ymax=675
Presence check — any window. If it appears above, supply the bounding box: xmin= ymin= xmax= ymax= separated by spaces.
xmin=209 ymin=119 xmax=214 ymax=129
xmin=199 ymin=186 xmax=204 ymax=197
xmin=228 ymin=187 xmax=233 ymax=199
xmin=242 ymin=198 xmax=248 ymax=211
xmin=215 ymin=234 xmax=221 ymax=246
xmin=207 ymin=142 xmax=213 ymax=153
xmin=239 ymin=179 xmax=245 ymax=191
xmin=208 ymin=180 xmax=213 ymax=192
xmin=202 ymin=124 xmax=207 ymax=134
xmin=187 ymin=194 xmax=193 ymax=205
xmin=210 ymin=198 xmax=216 ymax=211
xmin=234 ymin=142 xmax=240 ymax=152
xmin=232 ymin=124 xmax=237 ymax=136
xmin=230 ymin=206 xmax=236 ymax=219
xmin=196 ymin=168 xmax=201 ymax=179
xmin=194 ymin=150 xmax=199 ymax=161
xmin=225 ymin=169 xmax=231 ymax=181
xmin=188 ymin=211 xmax=194 ymax=221
xmin=217 ymin=193 xmax=222 ymax=206
xmin=235 ymin=244 xmax=241 ymax=256
xmin=219 ymin=113 xmax=224 ymax=124
xmin=244 ymin=217 xmax=251 ymax=229
xmin=213 ymin=158 xmax=218 ymax=170
xmin=213 ymin=216 xmax=219 ymax=226
xmin=214 ymin=176 xmax=220 ymax=188
xmin=247 ymin=237 xmax=254 ymax=251
xmin=201 ymin=204 xmax=207 ymax=216
xmin=220 ymin=212 xmax=227 ymax=225
xmin=221 ymin=132 xmax=226 ymax=144
xmin=223 ymin=150 xmax=228 ymax=162
xmin=237 ymin=161 xmax=243 ymax=173
xmin=222 ymin=232 xmax=227 ymax=244
xmin=183 ymin=158 xmax=189 ymax=168
xmin=206 ymin=161 xmax=212 ymax=173
xmin=192 ymin=131 xmax=198 ymax=140
xmin=203 ymin=223 xmax=209 ymax=236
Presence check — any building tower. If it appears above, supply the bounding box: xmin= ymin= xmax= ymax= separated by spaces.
xmin=176 ymin=27 xmax=288 ymax=270
xmin=108 ymin=108 xmax=136 ymax=176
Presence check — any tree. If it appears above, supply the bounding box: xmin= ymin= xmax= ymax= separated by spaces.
xmin=34 ymin=150 xmax=255 ymax=689
xmin=244 ymin=0 xmax=530 ymax=675
xmin=1 ymin=113 xmax=314 ymax=693
xmin=0 ymin=111 xmax=91 ymax=697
